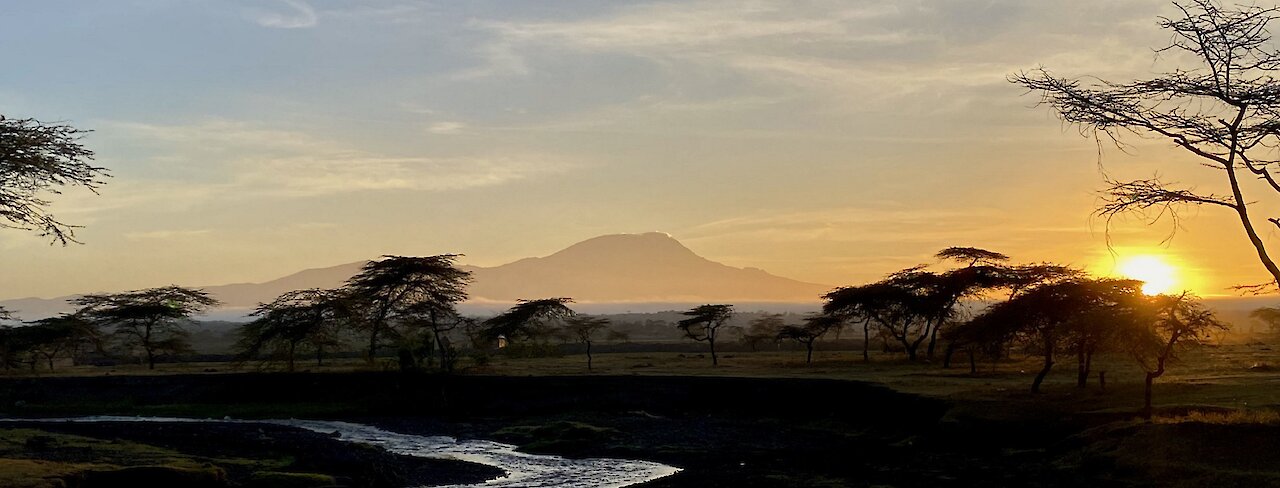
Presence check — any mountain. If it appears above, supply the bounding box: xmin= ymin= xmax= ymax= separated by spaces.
xmin=465 ymin=232 xmax=827 ymax=302
xmin=0 ymin=232 xmax=831 ymax=319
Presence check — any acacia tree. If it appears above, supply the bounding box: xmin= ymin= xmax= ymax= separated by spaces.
xmin=482 ymin=298 xmax=576 ymax=345
xmin=677 ymin=304 xmax=734 ymax=366
xmin=969 ymin=277 xmax=1144 ymax=393
xmin=1124 ymin=293 xmax=1227 ymax=418
xmin=740 ymin=314 xmax=784 ymax=352
xmin=1249 ymin=306 xmax=1280 ymax=332
xmin=562 ymin=315 xmax=611 ymax=370
xmin=777 ymin=314 xmax=842 ymax=364
xmin=1014 ymin=1 xmax=1280 ymax=289
xmin=342 ymin=254 xmax=472 ymax=363
xmin=823 ymin=284 xmax=887 ymax=361
xmin=24 ymin=315 xmax=99 ymax=371
xmin=237 ymin=288 xmax=347 ymax=371
xmin=74 ymin=286 xmax=219 ymax=369
xmin=0 ymin=116 xmax=108 ymax=244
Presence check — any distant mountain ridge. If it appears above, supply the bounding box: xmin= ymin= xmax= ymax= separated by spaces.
xmin=1 ymin=232 xmax=831 ymax=319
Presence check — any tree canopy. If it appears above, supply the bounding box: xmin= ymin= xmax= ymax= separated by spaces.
xmin=0 ymin=116 xmax=108 ymax=244
xmin=73 ymin=286 xmax=219 ymax=369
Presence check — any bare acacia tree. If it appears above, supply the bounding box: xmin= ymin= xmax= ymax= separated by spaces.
xmin=1014 ymin=1 xmax=1280 ymax=289
xmin=0 ymin=116 xmax=108 ymax=244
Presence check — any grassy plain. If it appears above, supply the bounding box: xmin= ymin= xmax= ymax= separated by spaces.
xmin=3 ymin=337 xmax=1280 ymax=487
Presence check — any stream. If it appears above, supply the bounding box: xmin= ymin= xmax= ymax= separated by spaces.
xmin=4 ymin=416 xmax=681 ymax=488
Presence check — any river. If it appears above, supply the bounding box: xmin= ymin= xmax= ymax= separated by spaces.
xmin=5 ymin=416 xmax=681 ymax=488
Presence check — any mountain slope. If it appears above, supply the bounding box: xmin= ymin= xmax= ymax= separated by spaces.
xmin=0 ymin=232 xmax=830 ymax=318
xmin=466 ymin=232 xmax=827 ymax=302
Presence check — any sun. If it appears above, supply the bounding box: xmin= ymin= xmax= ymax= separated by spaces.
xmin=1116 ymin=255 xmax=1179 ymax=295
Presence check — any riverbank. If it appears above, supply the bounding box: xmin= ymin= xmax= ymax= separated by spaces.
xmin=0 ymin=419 xmax=501 ymax=488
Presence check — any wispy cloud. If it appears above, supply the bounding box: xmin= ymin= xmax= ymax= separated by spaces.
xmin=89 ymin=119 xmax=576 ymax=205
xmin=425 ymin=121 xmax=467 ymax=134
xmin=244 ymin=0 xmax=318 ymax=29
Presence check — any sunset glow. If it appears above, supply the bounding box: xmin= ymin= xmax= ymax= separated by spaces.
xmin=1116 ymin=255 xmax=1179 ymax=295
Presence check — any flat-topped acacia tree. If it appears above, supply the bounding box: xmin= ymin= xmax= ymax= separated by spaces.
xmin=677 ymin=304 xmax=734 ymax=366
xmin=481 ymin=297 xmax=576 ymax=344
xmin=0 ymin=116 xmax=108 ymax=244
xmin=73 ymin=286 xmax=219 ymax=369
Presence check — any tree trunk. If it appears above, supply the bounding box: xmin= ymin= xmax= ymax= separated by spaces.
xmin=967 ymin=347 xmax=977 ymax=374
xmin=926 ymin=322 xmax=941 ymax=359
xmin=709 ymin=337 xmax=718 ymax=366
xmin=586 ymin=341 xmax=593 ymax=371
xmin=862 ymin=321 xmax=870 ymax=362
xmin=805 ymin=341 xmax=813 ymax=364
xmin=316 ymin=345 xmax=324 ymax=366
xmin=287 ymin=341 xmax=297 ymax=372
xmin=942 ymin=341 xmax=958 ymax=368
xmin=367 ymin=329 xmax=379 ymax=363
xmin=1031 ymin=333 xmax=1053 ymax=393
xmin=146 ymin=348 xmax=156 ymax=370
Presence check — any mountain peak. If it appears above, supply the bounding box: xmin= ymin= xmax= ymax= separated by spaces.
xmin=547 ymin=232 xmax=698 ymax=263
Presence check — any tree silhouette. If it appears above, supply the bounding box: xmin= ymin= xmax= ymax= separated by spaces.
xmin=73 ymin=286 xmax=219 ymax=369
xmin=777 ymin=314 xmax=842 ymax=364
xmin=1249 ymin=306 xmax=1280 ymax=332
xmin=1123 ymin=293 xmax=1227 ymax=418
xmin=677 ymin=304 xmax=733 ymax=366
xmin=238 ymin=288 xmax=347 ymax=371
xmin=936 ymin=247 xmax=1009 ymax=267
xmin=342 ymin=254 xmax=471 ymax=363
xmin=562 ymin=315 xmax=611 ymax=370
xmin=24 ymin=314 xmax=100 ymax=371
xmin=482 ymin=298 xmax=576 ymax=344
xmin=969 ymin=278 xmax=1144 ymax=392
xmin=823 ymin=284 xmax=889 ymax=361
xmin=740 ymin=314 xmax=784 ymax=352
xmin=0 ymin=116 xmax=108 ymax=244
xmin=1013 ymin=1 xmax=1280 ymax=289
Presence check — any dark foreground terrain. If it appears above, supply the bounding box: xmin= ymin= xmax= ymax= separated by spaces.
xmin=0 ymin=372 xmax=1278 ymax=487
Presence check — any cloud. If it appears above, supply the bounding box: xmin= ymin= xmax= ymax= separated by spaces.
xmin=244 ymin=0 xmax=318 ymax=29
xmin=425 ymin=121 xmax=467 ymax=134
xmin=238 ymin=154 xmax=573 ymax=196
xmin=98 ymin=119 xmax=575 ymax=201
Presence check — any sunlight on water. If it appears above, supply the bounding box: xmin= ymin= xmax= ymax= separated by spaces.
xmin=3 ymin=416 xmax=680 ymax=488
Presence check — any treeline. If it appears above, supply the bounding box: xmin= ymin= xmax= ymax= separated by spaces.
xmin=0 ymin=255 xmax=625 ymax=373
xmin=0 ymin=248 xmax=1240 ymax=415
xmin=674 ymin=247 xmax=1227 ymax=417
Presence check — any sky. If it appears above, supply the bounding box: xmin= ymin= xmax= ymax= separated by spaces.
xmin=1 ymin=0 xmax=1276 ymax=299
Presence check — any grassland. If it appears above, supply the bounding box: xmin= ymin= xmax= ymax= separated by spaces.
xmin=2 ymin=337 xmax=1279 ymax=487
